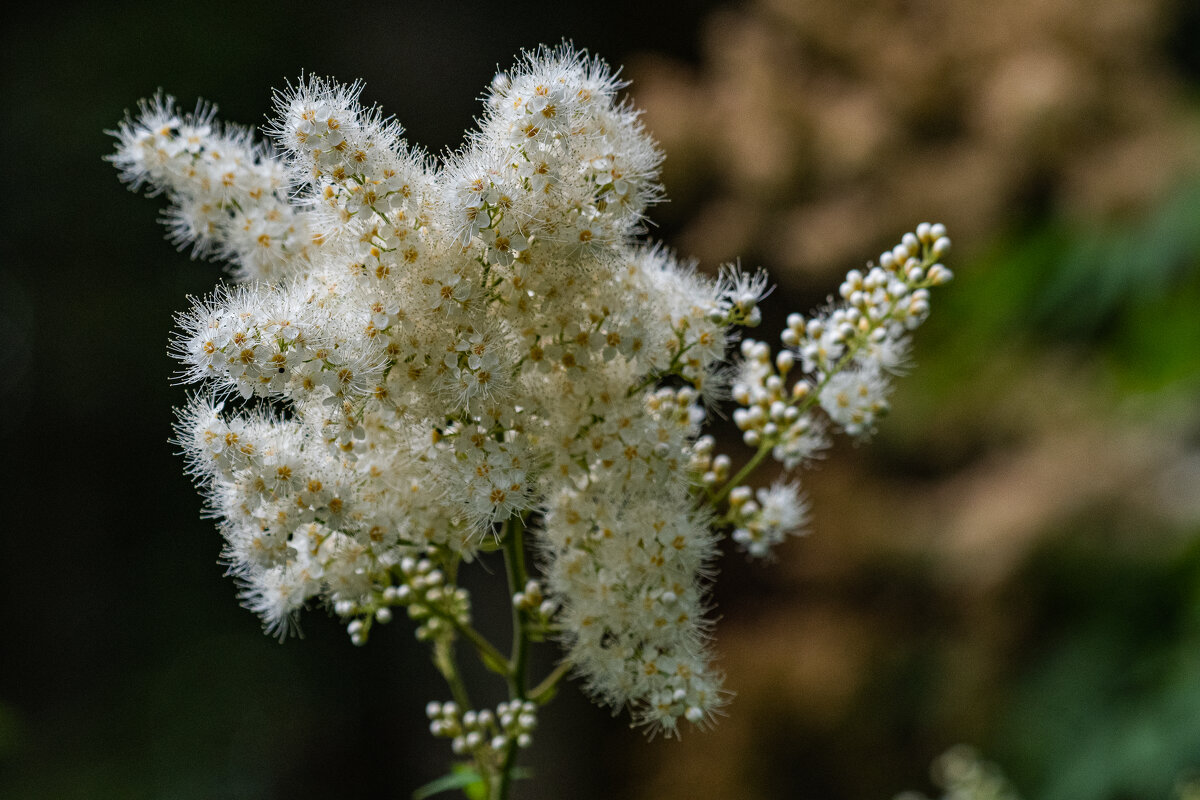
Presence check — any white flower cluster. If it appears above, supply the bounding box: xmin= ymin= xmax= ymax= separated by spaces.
xmin=716 ymin=225 xmax=950 ymax=557
xmin=109 ymin=95 xmax=316 ymax=281
xmin=727 ymin=482 xmax=810 ymax=559
xmin=112 ymin=45 xmax=949 ymax=737
xmin=426 ymin=700 xmax=538 ymax=757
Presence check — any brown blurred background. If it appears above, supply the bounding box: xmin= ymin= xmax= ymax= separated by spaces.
xmin=2 ymin=1 xmax=1198 ymax=798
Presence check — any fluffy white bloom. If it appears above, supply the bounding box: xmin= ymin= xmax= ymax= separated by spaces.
xmin=731 ymin=482 xmax=809 ymax=558
xmin=114 ymin=44 xmax=949 ymax=736
xmin=109 ymin=95 xmax=317 ymax=281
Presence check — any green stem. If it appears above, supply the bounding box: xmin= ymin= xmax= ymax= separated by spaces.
xmin=528 ymin=661 xmax=571 ymax=704
xmin=432 ymin=637 xmax=472 ymax=711
xmin=627 ymin=328 xmax=692 ymax=397
xmin=495 ymin=516 xmax=531 ymax=800
xmin=447 ymin=616 xmax=509 ymax=677
xmin=709 ymin=442 xmax=771 ymax=508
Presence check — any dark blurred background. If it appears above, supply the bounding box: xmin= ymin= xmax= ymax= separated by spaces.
xmin=2 ymin=1 xmax=1199 ymax=798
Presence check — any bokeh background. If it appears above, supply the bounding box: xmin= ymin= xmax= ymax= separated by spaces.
xmin=3 ymin=1 xmax=1199 ymax=798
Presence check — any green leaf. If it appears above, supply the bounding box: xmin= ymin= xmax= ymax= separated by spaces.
xmin=412 ymin=764 xmax=486 ymax=800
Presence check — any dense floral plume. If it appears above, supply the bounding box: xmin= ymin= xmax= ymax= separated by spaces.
xmin=111 ymin=44 xmax=950 ymax=737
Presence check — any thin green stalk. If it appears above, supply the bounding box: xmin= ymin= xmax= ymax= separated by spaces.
xmin=709 ymin=442 xmax=771 ymax=508
xmin=432 ymin=637 xmax=472 ymax=711
xmin=528 ymin=661 xmax=571 ymax=704
xmin=447 ymin=616 xmax=510 ymax=677
xmin=627 ymin=328 xmax=692 ymax=397
xmin=492 ymin=516 xmax=536 ymax=800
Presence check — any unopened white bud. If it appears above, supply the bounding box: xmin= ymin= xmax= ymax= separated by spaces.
xmin=928 ymin=264 xmax=953 ymax=285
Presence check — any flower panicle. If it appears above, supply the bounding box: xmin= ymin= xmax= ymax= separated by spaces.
xmin=112 ymin=44 xmax=952 ymax=738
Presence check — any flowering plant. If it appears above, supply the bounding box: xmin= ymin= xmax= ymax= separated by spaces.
xmin=110 ymin=44 xmax=950 ymax=799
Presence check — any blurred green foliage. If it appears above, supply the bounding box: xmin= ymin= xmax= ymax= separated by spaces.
xmin=893 ymin=177 xmax=1200 ymax=798
xmin=921 ymin=177 xmax=1200 ymax=401
xmin=996 ymin=536 xmax=1200 ymax=800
